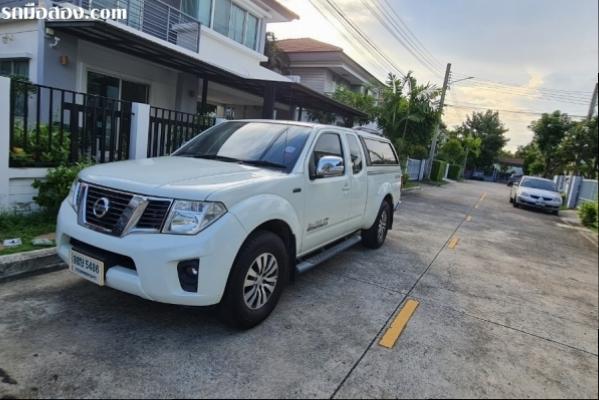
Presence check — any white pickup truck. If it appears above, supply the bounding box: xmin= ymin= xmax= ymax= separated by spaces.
xmin=57 ymin=120 xmax=402 ymax=328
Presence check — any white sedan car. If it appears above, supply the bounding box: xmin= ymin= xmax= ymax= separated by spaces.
xmin=509 ymin=176 xmax=562 ymax=215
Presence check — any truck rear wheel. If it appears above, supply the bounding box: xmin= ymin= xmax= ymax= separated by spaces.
xmin=220 ymin=231 xmax=289 ymax=329
xmin=361 ymin=201 xmax=391 ymax=249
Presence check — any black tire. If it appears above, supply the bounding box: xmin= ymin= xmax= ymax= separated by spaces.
xmin=513 ymin=199 xmax=519 ymax=208
xmin=362 ymin=201 xmax=391 ymax=249
xmin=219 ymin=231 xmax=289 ymax=329
xmin=509 ymin=196 xmax=514 ymax=203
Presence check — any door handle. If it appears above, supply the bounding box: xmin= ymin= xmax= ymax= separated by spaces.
xmin=342 ymin=184 xmax=351 ymax=192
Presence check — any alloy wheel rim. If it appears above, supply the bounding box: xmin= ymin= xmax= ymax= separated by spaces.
xmin=243 ymin=253 xmax=279 ymax=310
xmin=378 ymin=209 xmax=388 ymax=243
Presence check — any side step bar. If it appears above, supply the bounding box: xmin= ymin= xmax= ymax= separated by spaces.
xmin=295 ymin=234 xmax=362 ymax=274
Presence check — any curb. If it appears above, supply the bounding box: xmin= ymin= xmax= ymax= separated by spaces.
xmin=0 ymin=247 xmax=66 ymax=283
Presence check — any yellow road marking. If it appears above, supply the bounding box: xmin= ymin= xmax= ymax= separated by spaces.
xmin=448 ymin=236 xmax=460 ymax=249
xmin=466 ymin=215 xmax=472 ymax=222
xmin=379 ymin=299 xmax=419 ymax=349
xmin=474 ymin=192 xmax=487 ymax=209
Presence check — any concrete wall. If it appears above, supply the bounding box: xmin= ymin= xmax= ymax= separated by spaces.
xmin=0 ymin=20 xmax=40 ymax=82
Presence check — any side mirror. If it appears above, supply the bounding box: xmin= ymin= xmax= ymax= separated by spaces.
xmin=315 ymin=155 xmax=344 ymax=178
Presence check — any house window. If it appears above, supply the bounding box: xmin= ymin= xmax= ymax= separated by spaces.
xmin=213 ymin=0 xmax=232 ymax=37
xmin=0 ymin=59 xmax=29 ymax=78
xmin=211 ymin=0 xmax=260 ymax=50
xmin=87 ymin=71 xmax=149 ymax=103
xmin=229 ymin=3 xmax=246 ymax=43
xmin=244 ymin=13 xmax=258 ymax=49
xmin=181 ymin=0 xmax=211 ymax=26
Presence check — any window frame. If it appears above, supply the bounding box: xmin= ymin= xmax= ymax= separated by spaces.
xmin=309 ymin=131 xmax=346 ymax=180
xmin=359 ymin=136 xmax=400 ymax=166
xmin=0 ymin=58 xmax=30 ymax=79
xmin=346 ymin=133 xmax=364 ymax=174
xmin=207 ymin=0 xmax=261 ymax=51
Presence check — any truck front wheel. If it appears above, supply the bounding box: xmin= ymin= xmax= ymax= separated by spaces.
xmin=361 ymin=201 xmax=391 ymax=249
xmin=220 ymin=231 xmax=289 ymax=329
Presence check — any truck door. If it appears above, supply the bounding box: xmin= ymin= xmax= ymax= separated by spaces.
xmin=301 ymin=131 xmax=352 ymax=254
xmin=346 ymin=133 xmax=368 ymax=229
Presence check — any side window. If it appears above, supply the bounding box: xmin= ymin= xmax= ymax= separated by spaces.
xmin=364 ymin=138 xmax=399 ymax=165
xmin=310 ymin=132 xmax=344 ymax=178
xmin=0 ymin=59 xmax=29 ymax=79
xmin=347 ymin=134 xmax=363 ymax=174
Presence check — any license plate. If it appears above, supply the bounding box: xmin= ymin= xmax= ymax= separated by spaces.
xmin=70 ymin=249 xmax=105 ymax=286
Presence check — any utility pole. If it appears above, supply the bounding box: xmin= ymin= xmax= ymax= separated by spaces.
xmin=587 ymin=82 xmax=598 ymax=120
xmin=426 ymin=63 xmax=451 ymax=179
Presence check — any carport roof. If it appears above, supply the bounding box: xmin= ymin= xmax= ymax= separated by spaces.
xmin=46 ymin=20 xmax=367 ymax=119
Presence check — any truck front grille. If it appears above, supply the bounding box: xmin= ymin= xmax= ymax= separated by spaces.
xmin=80 ymin=183 xmax=172 ymax=236
xmin=85 ymin=186 xmax=133 ymax=231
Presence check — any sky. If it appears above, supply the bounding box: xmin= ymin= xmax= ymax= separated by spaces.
xmin=268 ymin=0 xmax=598 ymax=152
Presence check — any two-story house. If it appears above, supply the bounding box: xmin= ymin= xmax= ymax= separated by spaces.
xmin=272 ymin=37 xmax=382 ymax=128
xmin=0 ymin=0 xmax=366 ymax=120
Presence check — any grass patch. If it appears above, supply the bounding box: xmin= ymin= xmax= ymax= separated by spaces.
xmin=403 ymin=180 xmax=420 ymax=189
xmin=0 ymin=211 xmax=56 ymax=256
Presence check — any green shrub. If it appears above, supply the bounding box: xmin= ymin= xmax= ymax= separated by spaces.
xmin=447 ymin=164 xmax=462 ymax=180
xmin=430 ymin=160 xmax=447 ymax=182
xmin=32 ymin=162 xmax=91 ymax=214
xmin=578 ymin=201 xmax=598 ymax=228
xmin=10 ymin=123 xmax=70 ymax=167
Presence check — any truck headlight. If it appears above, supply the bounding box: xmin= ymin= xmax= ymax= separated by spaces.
xmin=68 ymin=179 xmax=81 ymax=212
xmin=162 ymin=200 xmax=227 ymax=235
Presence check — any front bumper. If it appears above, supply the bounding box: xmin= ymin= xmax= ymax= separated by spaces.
xmin=517 ymin=196 xmax=561 ymax=211
xmin=56 ymin=200 xmax=247 ymax=306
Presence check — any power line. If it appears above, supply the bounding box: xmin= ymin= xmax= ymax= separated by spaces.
xmin=308 ymin=0 xmax=391 ymax=79
xmin=451 ymin=72 xmax=593 ymax=96
xmin=454 ymin=79 xmax=591 ymax=101
xmin=361 ymin=0 xmax=444 ymax=77
xmin=315 ymin=0 xmax=406 ymax=77
xmin=446 ymin=103 xmax=588 ymax=119
xmin=378 ymin=0 xmax=446 ymax=71
xmin=451 ymin=81 xmax=590 ymax=105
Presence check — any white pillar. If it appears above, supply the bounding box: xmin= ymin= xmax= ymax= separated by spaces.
xmin=0 ymin=76 xmax=11 ymax=210
xmin=566 ymin=175 xmax=582 ymax=209
xmin=129 ymin=102 xmax=150 ymax=160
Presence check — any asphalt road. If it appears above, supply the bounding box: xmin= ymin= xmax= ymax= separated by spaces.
xmin=1 ymin=180 xmax=597 ymax=399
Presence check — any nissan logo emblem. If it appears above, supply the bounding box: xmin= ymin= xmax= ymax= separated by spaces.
xmin=92 ymin=197 xmax=110 ymax=218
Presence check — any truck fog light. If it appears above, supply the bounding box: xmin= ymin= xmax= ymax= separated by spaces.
xmin=177 ymin=259 xmax=199 ymax=293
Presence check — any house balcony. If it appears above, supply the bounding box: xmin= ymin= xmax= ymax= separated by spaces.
xmin=58 ymin=0 xmax=202 ymax=53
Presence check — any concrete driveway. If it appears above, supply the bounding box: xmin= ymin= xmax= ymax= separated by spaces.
xmin=1 ymin=181 xmax=597 ymax=398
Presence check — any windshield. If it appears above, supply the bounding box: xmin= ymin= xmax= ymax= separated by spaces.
xmin=173 ymin=121 xmax=311 ymax=172
xmin=520 ymin=178 xmax=557 ymax=192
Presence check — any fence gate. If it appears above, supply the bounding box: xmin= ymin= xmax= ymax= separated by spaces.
xmin=147 ymin=107 xmax=215 ymax=157
xmin=8 ymin=79 xmax=133 ymax=167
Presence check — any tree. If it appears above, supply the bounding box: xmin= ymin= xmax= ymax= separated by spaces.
xmin=516 ymin=142 xmax=544 ymax=176
xmin=528 ymin=111 xmax=572 ymax=177
xmin=377 ymin=72 xmax=440 ymax=160
xmin=438 ymin=138 xmax=465 ymax=165
xmin=459 ymin=110 xmax=509 ymax=172
xmin=557 ymin=117 xmax=598 ymax=178
xmin=331 ymin=85 xmax=378 ymax=126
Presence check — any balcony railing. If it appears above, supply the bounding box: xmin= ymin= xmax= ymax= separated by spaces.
xmin=57 ymin=0 xmax=202 ymax=53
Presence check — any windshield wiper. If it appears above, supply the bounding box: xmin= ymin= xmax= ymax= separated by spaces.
xmin=240 ymin=159 xmax=287 ymax=170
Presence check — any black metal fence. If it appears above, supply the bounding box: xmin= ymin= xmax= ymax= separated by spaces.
xmin=147 ymin=107 xmax=215 ymax=157
xmin=9 ymin=79 xmax=133 ymax=167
